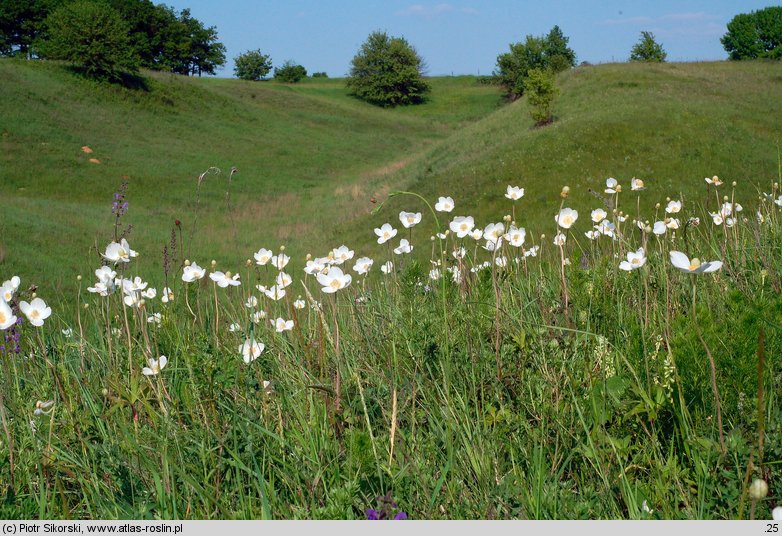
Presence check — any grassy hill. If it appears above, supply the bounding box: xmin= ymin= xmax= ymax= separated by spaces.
xmin=0 ymin=60 xmax=502 ymax=289
xmin=2 ymin=59 xmax=782 ymax=289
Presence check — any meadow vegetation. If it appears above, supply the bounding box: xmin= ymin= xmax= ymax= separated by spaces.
xmin=1 ymin=58 xmax=782 ymax=520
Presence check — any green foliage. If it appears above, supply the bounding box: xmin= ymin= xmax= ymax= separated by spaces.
xmin=346 ymin=30 xmax=430 ymax=107
xmin=0 ymin=0 xmax=62 ymax=57
xmin=38 ymin=0 xmax=138 ymax=81
xmin=523 ymin=68 xmax=559 ymax=125
xmin=494 ymin=25 xmax=576 ymax=99
xmin=722 ymin=6 xmax=782 ymax=60
xmin=630 ymin=31 xmax=667 ymax=62
xmin=233 ymin=49 xmax=272 ymax=81
xmin=274 ymin=60 xmax=307 ymax=83
xmin=311 ymin=71 xmax=328 ymax=78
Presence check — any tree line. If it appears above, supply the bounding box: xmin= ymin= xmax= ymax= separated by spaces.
xmin=0 ymin=0 xmax=226 ymax=78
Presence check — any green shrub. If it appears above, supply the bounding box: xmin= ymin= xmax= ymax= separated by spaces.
xmin=274 ymin=60 xmax=307 ymax=83
xmin=524 ymin=68 xmax=559 ymax=126
xmin=312 ymin=71 xmax=328 ymax=78
xmin=346 ymin=30 xmax=430 ymax=107
xmin=494 ymin=25 xmax=575 ymax=99
xmin=629 ymin=31 xmax=667 ymax=62
xmin=39 ymin=0 xmax=138 ymax=81
xmin=233 ymin=49 xmax=272 ymax=81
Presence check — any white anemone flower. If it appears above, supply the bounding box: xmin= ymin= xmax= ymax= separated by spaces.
xmin=330 ymin=245 xmax=354 ymax=265
xmin=141 ymin=288 xmax=156 ymax=300
xmin=591 ymin=208 xmax=607 ymax=223
xmin=605 ymin=178 xmax=619 ymax=194
xmin=353 ymin=257 xmax=374 ymax=275
xmin=596 ymin=220 xmax=616 ymax=238
xmin=394 ymin=239 xmax=413 ymax=255
xmin=555 ymin=208 xmax=578 ymax=229
xmin=452 ymin=247 xmax=466 ymax=259
xmin=271 ymin=254 xmax=290 ymax=270
xmin=317 ymin=266 xmax=352 ymax=293
xmin=666 ymin=218 xmax=680 ymax=230
xmin=374 ymin=223 xmax=398 ymax=244
xmin=429 ymin=268 xmax=441 ymax=280
xmin=619 ymin=248 xmax=647 ymax=271
xmin=209 ymin=271 xmax=241 ymax=288
xmin=264 ymin=285 xmax=286 ymax=301
xmin=381 ymin=261 xmax=394 ymax=274
xmin=228 ymin=323 xmax=241 ymax=332
xmin=102 ymin=239 xmax=138 ymax=264
xmin=399 ymin=211 xmax=422 ymax=228
xmin=276 ymin=272 xmax=293 ymax=288
xmin=773 ymin=506 xmax=782 ymax=521
xmin=669 ymin=251 xmax=722 ymax=274
xmin=483 ymin=223 xmax=505 ymax=244
xmin=254 ymin=248 xmax=273 ymax=265
xmin=19 ymin=298 xmax=52 ymax=327
xmin=1 ymin=276 xmax=20 ymax=301
xmin=147 ymin=313 xmax=162 ymax=325
xmin=435 ymin=196 xmax=455 ymax=212
xmin=704 ymin=176 xmax=723 ymax=186
xmin=495 ymin=256 xmax=508 ymax=267
xmin=245 ymin=296 xmax=258 ymax=308
xmin=524 ymin=245 xmax=540 ymax=258
xmin=161 ymin=287 xmax=174 ymax=303
xmin=710 ymin=212 xmax=724 ymax=226
xmin=293 ymin=298 xmax=306 ymax=309
xmin=62 ymin=327 xmax=74 ymax=337
xmin=182 ymin=263 xmax=206 ymax=282
xmin=239 ymin=339 xmax=264 ymax=364
xmin=505 ymin=186 xmax=524 ymax=200
xmin=272 ymin=317 xmax=294 ymax=332
xmin=123 ymin=293 xmax=142 ymax=308
xmin=449 ymin=216 xmax=475 ymax=238
xmin=775 ymin=195 xmax=782 ymax=207
xmin=87 ymin=281 xmax=113 ymax=296
xmin=553 ymin=232 xmax=566 ymax=246
xmin=121 ymin=276 xmax=148 ymax=295
xmin=0 ymin=297 xmax=17 ymax=330
xmin=665 ymin=200 xmax=682 ymax=214
xmin=142 ymin=355 xmax=167 ymax=376
xmin=630 ymin=178 xmax=645 ymax=191
xmin=251 ymin=311 xmax=267 ymax=323
xmin=505 ymin=226 xmax=526 ymax=247
xmin=653 ymin=221 xmax=667 ymax=235
xmin=585 ymin=230 xmax=600 ymax=240
xmin=94 ymin=267 xmax=116 ymax=284
xmin=304 ymin=258 xmax=327 ymax=275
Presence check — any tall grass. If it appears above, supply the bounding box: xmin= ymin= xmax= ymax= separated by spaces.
xmin=1 ymin=171 xmax=780 ymax=519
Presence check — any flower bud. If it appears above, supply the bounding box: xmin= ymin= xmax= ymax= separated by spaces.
xmin=211 ymin=260 xmax=217 ymax=268
xmin=246 ymin=259 xmax=252 ymax=267
xmin=184 ymin=259 xmax=191 ymax=266
xmin=749 ymin=479 xmax=768 ymax=500
xmin=77 ymin=275 xmax=82 ymax=281
xmin=279 ymin=245 xmax=286 ymax=251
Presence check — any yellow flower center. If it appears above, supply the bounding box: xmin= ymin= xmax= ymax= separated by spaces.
xmin=689 ymin=258 xmax=701 ymax=270
xmin=0 ymin=312 xmax=6 ymax=324
xmin=330 ymin=279 xmax=342 ymax=289
xmin=30 ymin=310 xmax=40 ymax=319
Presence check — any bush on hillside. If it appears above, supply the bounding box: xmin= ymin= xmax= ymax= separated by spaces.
xmin=722 ymin=6 xmax=782 ymax=60
xmin=630 ymin=31 xmax=667 ymax=62
xmin=524 ymin=68 xmax=559 ymax=126
xmin=494 ymin=25 xmax=575 ymax=99
xmin=234 ymin=49 xmax=272 ymax=81
xmin=311 ymin=71 xmax=328 ymax=78
xmin=274 ymin=60 xmax=307 ymax=83
xmin=347 ymin=30 xmax=430 ymax=107
xmin=39 ymin=0 xmax=138 ymax=81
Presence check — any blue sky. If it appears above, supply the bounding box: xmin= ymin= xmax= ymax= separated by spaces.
xmin=166 ymin=0 xmax=780 ymax=77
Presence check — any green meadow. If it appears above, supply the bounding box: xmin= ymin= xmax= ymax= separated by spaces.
xmin=1 ymin=58 xmax=782 ymax=520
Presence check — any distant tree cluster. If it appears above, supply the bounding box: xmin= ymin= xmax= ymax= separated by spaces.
xmin=722 ymin=6 xmax=782 ymax=60
xmin=493 ymin=25 xmax=576 ymax=100
xmin=0 ymin=0 xmax=226 ymax=80
xmin=233 ymin=49 xmax=272 ymax=81
xmin=630 ymin=31 xmax=667 ymax=62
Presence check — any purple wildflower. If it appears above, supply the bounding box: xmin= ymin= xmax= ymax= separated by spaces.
xmin=365 ymin=491 xmax=407 ymax=520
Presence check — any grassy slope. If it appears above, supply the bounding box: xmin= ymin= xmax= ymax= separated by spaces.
xmin=3 ymin=60 xmax=782 ymax=288
xmin=339 ymin=61 xmax=782 ymax=251
xmin=0 ymin=60 xmax=502 ymax=289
